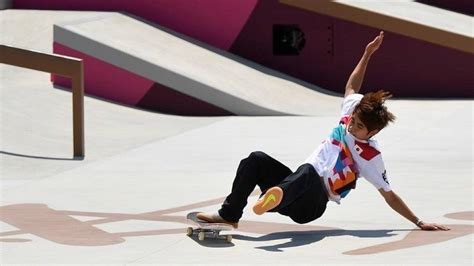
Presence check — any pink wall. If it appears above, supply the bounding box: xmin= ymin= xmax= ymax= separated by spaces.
xmin=14 ymin=0 xmax=258 ymax=50
xmin=53 ymin=43 xmax=153 ymax=105
xmin=53 ymin=42 xmax=232 ymax=116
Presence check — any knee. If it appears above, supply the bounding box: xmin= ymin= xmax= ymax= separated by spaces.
xmin=237 ymin=151 xmax=268 ymax=174
xmin=290 ymin=209 xmax=325 ymax=224
xmin=248 ymin=151 xmax=268 ymax=161
xmin=291 ymin=216 xmax=315 ymax=224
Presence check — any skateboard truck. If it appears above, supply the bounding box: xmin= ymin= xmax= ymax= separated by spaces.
xmin=186 ymin=212 xmax=233 ymax=243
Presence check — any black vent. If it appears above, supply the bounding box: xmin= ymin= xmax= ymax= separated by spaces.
xmin=273 ymin=24 xmax=306 ymax=55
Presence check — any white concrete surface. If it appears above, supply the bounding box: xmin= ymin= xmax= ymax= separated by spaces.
xmin=1 ymin=10 xmax=473 ymax=265
xmin=337 ymin=0 xmax=473 ymax=37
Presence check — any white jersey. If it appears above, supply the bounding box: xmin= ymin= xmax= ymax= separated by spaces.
xmin=304 ymin=94 xmax=391 ymax=203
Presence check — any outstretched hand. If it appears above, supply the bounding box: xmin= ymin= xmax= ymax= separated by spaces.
xmin=418 ymin=221 xmax=450 ymax=231
xmin=365 ymin=31 xmax=384 ymax=55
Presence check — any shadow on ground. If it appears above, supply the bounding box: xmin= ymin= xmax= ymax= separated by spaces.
xmin=233 ymin=229 xmax=401 ymax=252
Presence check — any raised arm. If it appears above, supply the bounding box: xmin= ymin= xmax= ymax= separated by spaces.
xmin=378 ymin=189 xmax=450 ymax=231
xmin=344 ymin=31 xmax=384 ymax=97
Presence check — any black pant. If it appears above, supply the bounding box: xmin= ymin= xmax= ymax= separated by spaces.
xmin=219 ymin=151 xmax=328 ymax=224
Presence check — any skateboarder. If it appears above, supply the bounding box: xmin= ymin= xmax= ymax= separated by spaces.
xmin=198 ymin=31 xmax=449 ymax=231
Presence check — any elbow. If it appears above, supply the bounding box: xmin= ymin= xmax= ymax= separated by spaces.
xmin=382 ymin=190 xmax=398 ymax=204
xmin=384 ymin=196 xmax=396 ymax=205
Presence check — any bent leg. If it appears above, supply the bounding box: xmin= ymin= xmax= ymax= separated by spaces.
xmin=219 ymin=151 xmax=292 ymax=222
xmin=276 ymin=164 xmax=329 ymax=223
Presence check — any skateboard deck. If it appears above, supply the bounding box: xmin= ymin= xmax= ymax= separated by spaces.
xmin=186 ymin=212 xmax=233 ymax=242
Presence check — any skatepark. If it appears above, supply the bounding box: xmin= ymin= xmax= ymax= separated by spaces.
xmin=1 ymin=2 xmax=473 ymax=265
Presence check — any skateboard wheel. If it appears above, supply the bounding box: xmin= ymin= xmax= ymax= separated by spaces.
xmin=198 ymin=231 xmax=205 ymax=241
xmin=186 ymin=227 xmax=193 ymax=236
xmin=226 ymin=235 xmax=232 ymax=243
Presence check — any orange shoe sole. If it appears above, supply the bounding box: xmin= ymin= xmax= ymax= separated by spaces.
xmin=253 ymin=187 xmax=283 ymax=215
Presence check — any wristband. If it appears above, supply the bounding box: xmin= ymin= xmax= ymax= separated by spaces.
xmin=416 ymin=219 xmax=424 ymax=227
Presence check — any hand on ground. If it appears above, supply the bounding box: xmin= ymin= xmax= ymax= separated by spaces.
xmin=419 ymin=222 xmax=450 ymax=231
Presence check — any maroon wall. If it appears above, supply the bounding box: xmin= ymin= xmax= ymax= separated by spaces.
xmin=229 ymin=0 xmax=474 ymax=97
xmin=53 ymin=42 xmax=232 ymax=116
xmin=13 ymin=0 xmax=258 ymax=50
xmin=14 ymin=0 xmax=474 ymax=98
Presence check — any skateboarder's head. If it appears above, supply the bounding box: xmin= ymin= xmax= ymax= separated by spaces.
xmin=349 ymin=90 xmax=396 ymax=140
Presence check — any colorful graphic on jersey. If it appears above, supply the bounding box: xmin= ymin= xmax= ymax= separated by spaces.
xmin=328 ymin=123 xmax=358 ymax=198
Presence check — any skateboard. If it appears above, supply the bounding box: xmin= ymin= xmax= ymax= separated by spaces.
xmin=186 ymin=212 xmax=233 ymax=243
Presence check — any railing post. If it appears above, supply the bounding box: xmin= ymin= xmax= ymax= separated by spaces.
xmin=72 ymin=61 xmax=85 ymax=158
xmin=0 ymin=44 xmax=85 ymax=158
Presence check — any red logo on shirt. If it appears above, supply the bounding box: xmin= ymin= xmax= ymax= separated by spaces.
xmin=339 ymin=116 xmax=350 ymax=125
xmin=354 ymin=140 xmax=380 ymax=161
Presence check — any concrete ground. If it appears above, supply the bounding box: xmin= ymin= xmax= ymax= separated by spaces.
xmin=1 ymin=10 xmax=473 ymax=265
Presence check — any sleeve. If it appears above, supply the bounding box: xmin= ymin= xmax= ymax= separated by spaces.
xmin=341 ymin=93 xmax=363 ymax=117
xmin=360 ymin=156 xmax=392 ymax=192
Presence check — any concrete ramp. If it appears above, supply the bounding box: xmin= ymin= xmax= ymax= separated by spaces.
xmin=280 ymin=0 xmax=473 ymax=54
xmin=53 ymin=13 xmax=339 ymax=116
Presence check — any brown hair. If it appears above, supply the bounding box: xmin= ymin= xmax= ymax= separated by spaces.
xmin=353 ymin=90 xmax=396 ymax=132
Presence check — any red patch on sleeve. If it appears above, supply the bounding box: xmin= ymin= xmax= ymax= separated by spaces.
xmin=340 ymin=116 xmax=350 ymax=125
xmin=354 ymin=140 xmax=380 ymax=161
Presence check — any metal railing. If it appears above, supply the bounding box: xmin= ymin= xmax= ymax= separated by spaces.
xmin=0 ymin=44 xmax=85 ymax=158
